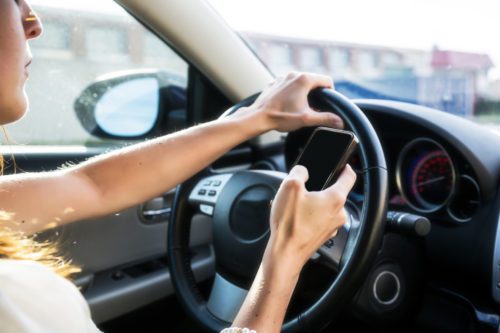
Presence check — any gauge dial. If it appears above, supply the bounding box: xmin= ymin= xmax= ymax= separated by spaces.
xmin=447 ymin=175 xmax=480 ymax=222
xmin=397 ymin=138 xmax=456 ymax=212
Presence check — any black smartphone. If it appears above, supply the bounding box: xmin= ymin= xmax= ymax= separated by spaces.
xmin=293 ymin=127 xmax=358 ymax=191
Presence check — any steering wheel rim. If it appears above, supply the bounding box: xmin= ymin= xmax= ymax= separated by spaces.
xmin=168 ymin=88 xmax=388 ymax=332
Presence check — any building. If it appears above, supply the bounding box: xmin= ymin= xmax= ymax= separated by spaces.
xmin=243 ymin=33 xmax=494 ymax=117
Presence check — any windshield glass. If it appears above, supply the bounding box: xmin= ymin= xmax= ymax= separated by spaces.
xmin=209 ymin=0 xmax=500 ymax=128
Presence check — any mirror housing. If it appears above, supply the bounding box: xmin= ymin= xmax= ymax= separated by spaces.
xmin=74 ymin=69 xmax=186 ymax=140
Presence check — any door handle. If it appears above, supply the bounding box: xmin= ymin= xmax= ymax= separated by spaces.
xmin=142 ymin=207 xmax=171 ymax=217
xmin=140 ymin=190 xmax=175 ymax=223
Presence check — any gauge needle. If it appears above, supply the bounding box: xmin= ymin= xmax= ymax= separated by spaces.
xmin=417 ymin=176 xmax=446 ymax=187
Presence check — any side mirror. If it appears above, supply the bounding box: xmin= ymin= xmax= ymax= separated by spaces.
xmin=74 ymin=69 xmax=186 ymax=140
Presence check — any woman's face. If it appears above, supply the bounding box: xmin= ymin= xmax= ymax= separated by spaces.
xmin=0 ymin=0 xmax=42 ymax=125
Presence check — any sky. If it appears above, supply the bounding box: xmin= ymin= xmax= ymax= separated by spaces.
xmin=30 ymin=0 xmax=500 ymax=79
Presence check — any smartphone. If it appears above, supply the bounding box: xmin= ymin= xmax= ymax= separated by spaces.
xmin=293 ymin=127 xmax=358 ymax=191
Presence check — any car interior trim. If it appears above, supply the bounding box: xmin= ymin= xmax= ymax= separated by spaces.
xmin=435 ymin=287 xmax=500 ymax=329
xmin=492 ymin=202 xmax=500 ymax=304
xmin=86 ymin=246 xmax=214 ymax=323
xmin=206 ymin=273 xmax=248 ymax=323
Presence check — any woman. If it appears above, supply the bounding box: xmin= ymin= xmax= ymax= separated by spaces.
xmin=0 ymin=1 xmax=356 ymax=332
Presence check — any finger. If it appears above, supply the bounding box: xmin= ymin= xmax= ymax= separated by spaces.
xmin=276 ymin=165 xmax=309 ymax=199
xmin=325 ymin=164 xmax=357 ymax=196
xmin=302 ymin=111 xmax=344 ymax=129
xmin=287 ymin=164 xmax=309 ymax=184
xmin=300 ymin=73 xmax=334 ymax=90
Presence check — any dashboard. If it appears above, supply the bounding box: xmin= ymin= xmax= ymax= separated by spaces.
xmin=282 ymin=99 xmax=500 ymax=329
xmin=285 ymin=107 xmax=486 ymax=226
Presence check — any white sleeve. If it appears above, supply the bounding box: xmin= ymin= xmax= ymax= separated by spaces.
xmin=0 ymin=259 xmax=102 ymax=333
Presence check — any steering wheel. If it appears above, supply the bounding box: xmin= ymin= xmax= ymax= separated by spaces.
xmin=168 ymin=88 xmax=388 ymax=332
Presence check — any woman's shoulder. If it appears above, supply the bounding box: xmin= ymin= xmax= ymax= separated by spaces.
xmin=0 ymin=258 xmax=78 ymax=297
xmin=0 ymin=258 xmax=57 ymax=274
xmin=0 ymin=259 xmax=102 ymax=333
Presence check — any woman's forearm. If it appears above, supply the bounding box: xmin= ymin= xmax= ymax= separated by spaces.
xmin=75 ymin=108 xmax=269 ymax=216
xmin=0 ymin=73 xmax=339 ymax=234
xmin=232 ymin=245 xmax=302 ymax=333
xmin=0 ymin=108 xmax=269 ymax=234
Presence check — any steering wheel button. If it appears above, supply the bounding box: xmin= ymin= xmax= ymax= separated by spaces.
xmin=213 ymin=180 xmax=222 ymax=186
xmin=200 ymin=204 xmax=214 ymax=216
xmin=208 ymin=190 xmax=217 ymax=196
xmin=198 ymin=189 xmax=207 ymax=195
xmin=203 ymin=180 xmax=213 ymax=186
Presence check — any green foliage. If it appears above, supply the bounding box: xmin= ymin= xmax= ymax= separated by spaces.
xmin=475 ymin=97 xmax=500 ymax=115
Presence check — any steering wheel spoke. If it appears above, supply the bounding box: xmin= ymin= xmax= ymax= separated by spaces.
xmin=188 ymin=173 xmax=234 ymax=216
xmin=207 ymin=274 xmax=249 ymax=323
xmin=315 ymin=209 xmax=359 ymax=271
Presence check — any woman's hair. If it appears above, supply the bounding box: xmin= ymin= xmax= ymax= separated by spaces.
xmin=1 ymin=152 xmax=80 ymax=279
xmin=0 ymin=228 xmax=81 ymax=279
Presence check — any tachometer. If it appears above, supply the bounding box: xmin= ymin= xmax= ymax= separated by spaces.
xmin=396 ymin=138 xmax=456 ymax=212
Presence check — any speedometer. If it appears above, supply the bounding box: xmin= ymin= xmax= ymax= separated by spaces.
xmin=396 ymin=138 xmax=456 ymax=212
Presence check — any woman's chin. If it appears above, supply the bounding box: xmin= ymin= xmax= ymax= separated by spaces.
xmin=0 ymin=93 xmax=29 ymax=125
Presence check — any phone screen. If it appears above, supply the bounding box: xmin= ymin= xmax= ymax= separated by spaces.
xmin=295 ymin=128 xmax=357 ymax=191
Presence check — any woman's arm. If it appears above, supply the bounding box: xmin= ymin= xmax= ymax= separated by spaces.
xmin=0 ymin=73 xmax=341 ymax=234
xmin=231 ymin=164 xmax=357 ymax=333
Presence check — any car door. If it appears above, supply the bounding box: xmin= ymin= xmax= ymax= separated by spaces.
xmin=0 ymin=0 xmax=217 ymax=324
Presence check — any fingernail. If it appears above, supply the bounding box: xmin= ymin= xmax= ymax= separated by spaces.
xmin=292 ymin=164 xmax=307 ymax=172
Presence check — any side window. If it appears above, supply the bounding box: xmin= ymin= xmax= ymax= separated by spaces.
xmin=8 ymin=2 xmax=188 ymax=147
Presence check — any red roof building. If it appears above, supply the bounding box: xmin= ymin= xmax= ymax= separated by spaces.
xmin=431 ymin=49 xmax=494 ymax=71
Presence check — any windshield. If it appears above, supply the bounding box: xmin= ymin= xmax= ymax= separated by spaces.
xmin=209 ymin=0 xmax=500 ymax=128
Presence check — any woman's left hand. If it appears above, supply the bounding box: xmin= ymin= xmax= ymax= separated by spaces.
xmin=233 ymin=72 xmax=343 ymax=133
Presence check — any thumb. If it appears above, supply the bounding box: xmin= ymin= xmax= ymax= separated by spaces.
xmin=273 ymin=164 xmax=309 ymax=203
xmin=325 ymin=164 xmax=357 ymax=196
xmin=287 ymin=164 xmax=309 ymax=184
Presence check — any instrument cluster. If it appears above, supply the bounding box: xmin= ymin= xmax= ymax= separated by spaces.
xmin=394 ymin=138 xmax=480 ymax=223
xmin=284 ymin=126 xmax=481 ymax=223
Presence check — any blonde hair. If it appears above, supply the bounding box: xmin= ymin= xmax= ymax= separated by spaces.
xmin=0 ymin=228 xmax=81 ymax=279
xmin=1 ymin=153 xmax=80 ymax=279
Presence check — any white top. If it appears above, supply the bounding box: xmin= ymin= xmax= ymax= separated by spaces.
xmin=0 ymin=259 xmax=102 ymax=333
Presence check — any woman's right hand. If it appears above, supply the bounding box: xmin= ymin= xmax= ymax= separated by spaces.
xmin=267 ymin=164 xmax=357 ymax=271
xmin=230 ymin=164 xmax=356 ymax=332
